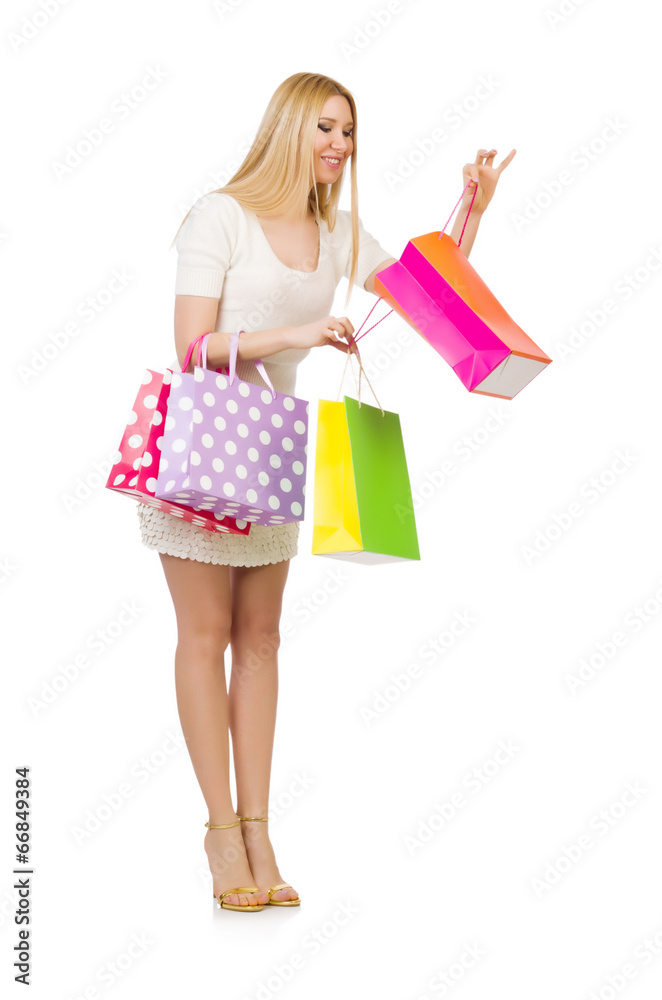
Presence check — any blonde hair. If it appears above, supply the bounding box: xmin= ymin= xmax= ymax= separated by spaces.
xmin=172 ymin=72 xmax=361 ymax=307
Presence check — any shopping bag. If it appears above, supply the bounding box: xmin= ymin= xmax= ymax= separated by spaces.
xmin=312 ymin=359 xmax=420 ymax=562
xmin=374 ymin=185 xmax=551 ymax=399
xmin=105 ymin=337 xmax=250 ymax=535
xmin=155 ymin=330 xmax=309 ymax=525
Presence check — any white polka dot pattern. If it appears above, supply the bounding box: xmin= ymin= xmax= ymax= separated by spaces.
xmin=154 ymin=364 xmax=309 ymax=524
xmin=106 ymin=367 xmax=250 ymax=536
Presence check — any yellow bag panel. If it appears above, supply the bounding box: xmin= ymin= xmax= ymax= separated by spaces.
xmin=312 ymin=400 xmax=363 ymax=554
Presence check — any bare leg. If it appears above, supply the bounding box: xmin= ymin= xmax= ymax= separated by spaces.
xmin=229 ymin=558 xmax=299 ymax=902
xmin=158 ymin=553 xmax=269 ymax=908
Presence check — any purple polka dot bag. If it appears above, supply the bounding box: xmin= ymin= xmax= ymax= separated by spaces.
xmin=155 ymin=332 xmax=309 ymax=526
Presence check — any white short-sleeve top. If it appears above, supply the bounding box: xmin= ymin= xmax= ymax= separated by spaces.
xmin=173 ymin=192 xmax=395 ymax=395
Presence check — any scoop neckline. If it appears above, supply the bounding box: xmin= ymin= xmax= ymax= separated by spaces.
xmin=245 ymin=205 xmax=322 ymax=275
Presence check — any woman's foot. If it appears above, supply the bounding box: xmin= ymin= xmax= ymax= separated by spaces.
xmin=239 ymin=818 xmax=300 ymax=903
xmin=204 ymin=818 xmax=270 ymax=908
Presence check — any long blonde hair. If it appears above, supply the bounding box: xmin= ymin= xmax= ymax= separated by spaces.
xmin=172 ymin=72 xmax=361 ymax=307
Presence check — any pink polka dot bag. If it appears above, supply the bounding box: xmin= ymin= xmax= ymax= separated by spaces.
xmin=155 ymin=332 xmax=309 ymax=526
xmin=105 ymin=336 xmax=250 ymax=534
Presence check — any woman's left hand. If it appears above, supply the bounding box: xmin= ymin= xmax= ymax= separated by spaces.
xmin=462 ymin=147 xmax=517 ymax=215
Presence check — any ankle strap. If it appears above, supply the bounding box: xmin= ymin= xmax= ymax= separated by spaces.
xmin=238 ymin=816 xmax=268 ymax=822
xmin=205 ymin=819 xmax=240 ymax=829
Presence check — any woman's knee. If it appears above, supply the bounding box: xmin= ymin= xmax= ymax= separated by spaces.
xmin=177 ymin=616 xmax=233 ymax=662
xmin=228 ymin=561 xmax=288 ymax=667
xmin=230 ymin=623 xmax=282 ymax=674
xmin=158 ymin=555 xmax=234 ymax=660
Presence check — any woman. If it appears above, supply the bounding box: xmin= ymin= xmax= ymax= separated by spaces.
xmin=137 ymin=71 xmax=515 ymax=911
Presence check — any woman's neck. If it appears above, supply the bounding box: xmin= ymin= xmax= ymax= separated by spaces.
xmin=258 ymin=207 xmax=315 ymax=223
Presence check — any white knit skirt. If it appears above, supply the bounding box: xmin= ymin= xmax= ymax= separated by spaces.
xmin=136 ymin=502 xmax=299 ymax=567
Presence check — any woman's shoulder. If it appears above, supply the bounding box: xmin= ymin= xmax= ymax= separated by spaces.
xmin=176 ymin=191 xmax=251 ymax=256
xmin=186 ymin=190 xmax=248 ymax=223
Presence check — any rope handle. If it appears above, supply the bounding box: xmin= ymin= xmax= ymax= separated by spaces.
xmin=350 ymin=297 xmax=393 ymax=349
xmin=336 ymin=344 xmax=384 ymax=415
xmin=439 ymin=178 xmax=478 ymax=246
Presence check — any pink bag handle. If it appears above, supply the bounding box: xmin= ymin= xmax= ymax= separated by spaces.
xmin=198 ymin=329 xmax=276 ymax=398
xmin=439 ymin=179 xmax=478 ymax=245
xmin=181 ymin=332 xmax=211 ymax=372
xmin=351 ymin=299 xmax=393 ymax=348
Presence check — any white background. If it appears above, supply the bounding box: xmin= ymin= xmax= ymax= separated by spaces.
xmin=3 ymin=0 xmax=662 ymax=997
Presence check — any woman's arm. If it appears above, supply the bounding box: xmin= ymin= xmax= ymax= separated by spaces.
xmin=363 ymin=258 xmax=397 ymax=295
xmin=450 ymin=147 xmax=517 ymax=259
xmin=363 ymin=149 xmax=517 ymax=278
xmin=175 ymin=295 xmax=291 ymax=370
xmin=450 ymin=207 xmax=482 ymax=259
xmin=174 ymin=295 xmax=357 ymax=371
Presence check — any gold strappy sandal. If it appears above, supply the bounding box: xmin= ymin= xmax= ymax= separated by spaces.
xmin=205 ymin=819 xmax=265 ymax=911
xmin=238 ymin=816 xmax=301 ymax=906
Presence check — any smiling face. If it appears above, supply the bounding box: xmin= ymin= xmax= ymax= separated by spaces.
xmin=313 ymin=94 xmax=354 ymax=184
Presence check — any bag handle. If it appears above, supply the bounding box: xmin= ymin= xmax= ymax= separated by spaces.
xmin=351 ymin=298 xmax=393 ymax=349
xmin=181 ymin=332 xmax=211 ymax=372
xmin=439 ymin=179 xmax=478 ymax=246
xmin=228 ymin=330 xmax=276 ymax=397
xmin=337 ymin=343 xmax=384 ymax=416
xmin=198 ymin=329 xmax=277 ymax=398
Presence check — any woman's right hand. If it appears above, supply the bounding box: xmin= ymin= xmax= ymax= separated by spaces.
xmin=288 ymin=316 xmax=358 ymax=354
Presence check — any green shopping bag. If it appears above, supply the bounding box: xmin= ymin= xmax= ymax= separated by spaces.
xmin=312 ymin=393 xmax=421 ymax=564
